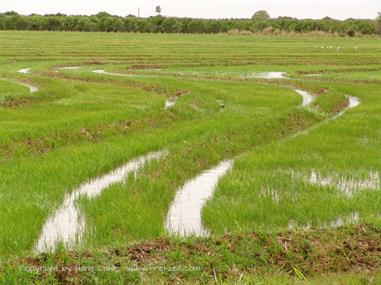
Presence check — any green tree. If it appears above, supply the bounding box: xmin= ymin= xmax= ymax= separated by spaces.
xmin=95 ymin=12 xmax=112 ymax=18
xmin=4 ymin=11 xmax=19 ymax=16
xmin=161 ymin=17 xmax=177 ymax=33
xmin=156 ymin=6 xmax=162 ymax=15
xmin=76 ymin=17 xmax=97 ymax=32
xmin=4 ymin=15 xmax=30 ymax=30
xmin=45 ymin=17 xmax=63 ymax=31
xmin=186 ymin=19 xmax=206 ymax=33
xmin=252 ymin=10 xmax=270 ymax=21
xmin=0 ymin=11 xmax=378 ymax=35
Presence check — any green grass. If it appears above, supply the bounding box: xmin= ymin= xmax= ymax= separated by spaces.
xmin=0 ymin=31 xmax=380 ymax=283
xmin=3 ymin=225 xmax=381 ymax=284
xmin=203 ymin=83 xmax=381 ymax=234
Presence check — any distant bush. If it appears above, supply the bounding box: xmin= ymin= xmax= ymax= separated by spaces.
xmin=307 ymin=30 xmax=332 ymax=37
xmin=346 ymin=28 xmax=355 ymax=37
xmin=226 ymin=29 xmax=252 ymax=35
xmin=262 ymin=26 xmax=274 ymax=35
xmin=0 ymin=11 xmax=378 ymax=36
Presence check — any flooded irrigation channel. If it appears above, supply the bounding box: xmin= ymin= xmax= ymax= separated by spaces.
xmin=165 ymin=160 xmax=234 ymax=237
xmin=35 ymin=151 xmax=167 ymax=253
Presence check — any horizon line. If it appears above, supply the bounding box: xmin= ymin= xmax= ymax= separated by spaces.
xmin=1 ymin=10 xmax=378 ymax=21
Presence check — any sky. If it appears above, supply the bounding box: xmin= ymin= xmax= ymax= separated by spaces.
xmin=0 ymin=0 xmax=380 ymax=20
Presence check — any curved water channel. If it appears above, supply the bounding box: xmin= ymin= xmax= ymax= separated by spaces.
xmin=59 ymin=67 xmax=174 ymax=109
xmin=18 ymin=81 xmax=38 ymax=93
xmin=92 ymin=69 xmax=138 ymax=77
xmin=56 ymin=66 xmax=81 ymax=70
xmin=250 ymin=71 xmax=287 ymax=79
xmin=16 ymin=68 xmax=39 ymax=93
xmin=164 ymin=87 xmax=360 ymax=237
xmin=35 ymin=150 xmax=167 ymax=253
xmin=92 ymin=69 xmax=180 ymax=109
xmin=0 ymin=78 xmax=38 ymax=94
xmin=46 ymin=68 xmax=361 ymax=239
xmin=164 ymin=86 xmax=317 ymax=236
xmin=165 ymin=160 xmax=233 ymax=236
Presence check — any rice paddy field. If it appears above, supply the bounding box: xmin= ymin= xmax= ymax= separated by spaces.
xmin=0 ymin=31 xmax=381 ymax=284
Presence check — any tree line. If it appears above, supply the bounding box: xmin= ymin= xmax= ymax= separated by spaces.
xmin=0 ymin=11 xmax=380 ymax=36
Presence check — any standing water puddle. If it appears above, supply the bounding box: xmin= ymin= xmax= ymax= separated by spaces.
xmin=294 ymin=89 xmax=314 ymax=106
xmin=304 ymin=74 xmax=322 ymax=77
xmin=308 ymin=170 xmax=379 ymax=198
xmin=92 ymin=69 xmax=137 ymax=77
xmin=348 ymin=96 xmax=360 ymax=108
xmin=250 ymin=72 xmax=287 ymax=79
xmin=288 ymin=212 xmax=360 ymax=231
xmin=330 ymin=96 xmax=360 ymax=120
xmin=35 ymin=150 xmax=167 ymax=253
xmin=57 ymin=66 xmax=81 ymax=70
xmin=165 ymin=160 xmax=233 ymax=237
xmin=164 ymin=92 xmax=189 ymax=110
xmin=165 ymin=98 xmax=177 ymax=109
xmin=330 ymin=212 xmax=360 ymax=228
xmin=18 ymin=68 xmax=31 ymax=74
xmin=19 ymin=82 xmax=38 ymax=93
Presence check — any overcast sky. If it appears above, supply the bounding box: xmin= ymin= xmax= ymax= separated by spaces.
xmin=0 ymin=0 xmax=380 ymax=20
